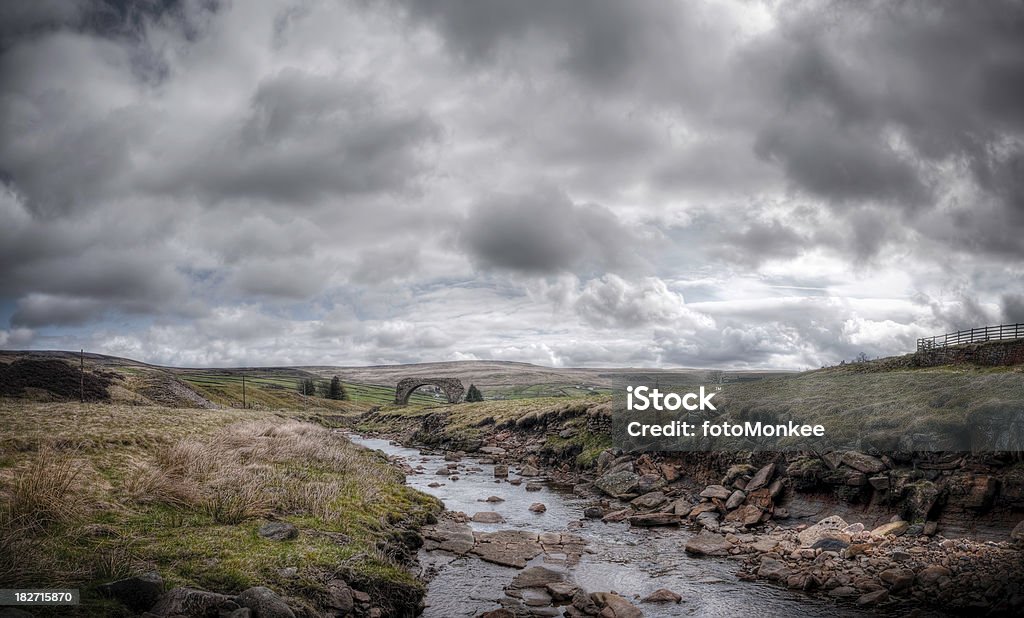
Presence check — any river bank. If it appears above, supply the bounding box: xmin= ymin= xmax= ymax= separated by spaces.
xmin=355 ymin=399 xmax=1024 ymax=616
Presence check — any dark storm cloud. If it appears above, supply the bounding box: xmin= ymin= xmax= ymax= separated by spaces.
xmin=1003 ymin=295 xmax=1024 ymax=323
xmin=152 ymin=68 xmax=441 ymax=205
xmin=460 ymin=188 xmax=638 ymax=274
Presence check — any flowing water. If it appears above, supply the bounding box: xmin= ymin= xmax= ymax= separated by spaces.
xmin=349 ymin=434 xmax=867 ymax=617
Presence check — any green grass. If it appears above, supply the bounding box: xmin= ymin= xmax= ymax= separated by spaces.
xmin=0 ymin=402 xmax=442 ymax=616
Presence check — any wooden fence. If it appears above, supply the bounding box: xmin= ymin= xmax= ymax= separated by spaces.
xmin=917 ymin=323 xmax=1024 ymax=351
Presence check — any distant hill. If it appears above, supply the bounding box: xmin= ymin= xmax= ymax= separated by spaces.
xmin=0 ymin=350 xmax=788 ymax=408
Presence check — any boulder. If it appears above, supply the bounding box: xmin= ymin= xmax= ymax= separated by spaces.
xmin=757 ymin=557 xmax=792 ymax=582
xmin=494 ymin=464 xmax=509 ymax=478
xmin=642 ymin=588 xmax=681 ymax=604
xmin=258 ymin=522 xmax=298 ymax=541
xmin=98 ymin=571 xmax=164 ymax=613
xmin=840 ymin=451 xmax=887 ymax=474
xmin=529 ymin=503 xmax=547 ymax=513
xmin=237 ymin=587 xmax=295 ymax=618
xmin=746 ymin=463 xmax=776 ymax=492
xmin=699 ymin=485 xmax=732 ymax=500
xmin=601 ymin=508 xmax=633 ymax=523
xmin=684 ymin=530 xmax=732 ymax=556
xmin=635 ymin=473 xmax=666 ymax=495
xmin=584 ymin=506 xmax=604 ymax=519
xmin=150 ymin=588 xmax=232 ymax=617
xmin=594 ymin=471 xmax=640 ymax=498
xmin=480 ymin=446 xmax=506 ymax=455
xmin=631 ymin=491 xmax=667 ymax=509
xmin=724 ymin=504 xmax=762 ymax=527
xmin=326 ymin=580 xmax=354 ymax=615
xmin=695 ymin=511 xmax=720 ymax=532
xmin=797 ymin=515 xmax=850 ymax=547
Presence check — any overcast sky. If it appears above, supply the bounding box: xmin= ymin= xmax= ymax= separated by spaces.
xmin=1 ymin=0 xmax=1023 ymax=370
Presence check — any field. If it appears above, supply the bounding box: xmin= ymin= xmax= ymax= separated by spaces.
xmin=0 ymin=401 xmax=442 ymax=616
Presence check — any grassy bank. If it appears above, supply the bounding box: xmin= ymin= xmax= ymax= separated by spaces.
xmin=0 ymin=401 xmax=442 ymax=616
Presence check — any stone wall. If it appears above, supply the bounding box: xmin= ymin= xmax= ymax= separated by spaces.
xmin=912 ymin=339 xmax=1024 ymax=367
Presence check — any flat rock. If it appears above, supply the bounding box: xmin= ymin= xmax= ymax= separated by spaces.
xmin=508 ymin=566 xmax=565 ymax=589
xmin=545 ymin=582 xmax=577 ymax=602
xmin=472 ymin=530 xmax=543 ymax=568
xmin=472 ymin=512 xmax=505 ymax=523
xmin=480 ymin=446 xmax=507 ymax=455
xmin=594 ymin=470 xmax=640 ymax=498
xmin=525 ymin=481 xmax=544 ymax=492
xmin=699 ymin=484 xmax=732 ymax=500
xmin=423 ymin=519 xmax=475 ymax=554
xmin=601 ymin=508 xmax=632 ymax=523
xmin=631 ymin=491 xmax=667 ymax=509
xmin=684 ymin=530 xmax=732 ymax=556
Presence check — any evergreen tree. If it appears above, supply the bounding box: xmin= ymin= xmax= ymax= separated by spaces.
xmin=298 ymin=377 xmax=318 ymax=397
xmin=465 ymin=384 xmax=483 ymax=402
xmin=328 ymin=375 xmax=349 ymax=401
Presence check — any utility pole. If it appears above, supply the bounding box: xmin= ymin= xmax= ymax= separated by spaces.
xmin=242 ymin=373 xmax=246 ymax=409
xmin=80 ymin=349 xmax=84 ymax=403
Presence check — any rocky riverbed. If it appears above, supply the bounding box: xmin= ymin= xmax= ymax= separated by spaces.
xmin=351 ymin=423 xmax=1024 ymax=617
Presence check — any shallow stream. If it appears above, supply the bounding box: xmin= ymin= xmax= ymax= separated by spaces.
xmin=349 ymin=434 xmax=865 ymax=617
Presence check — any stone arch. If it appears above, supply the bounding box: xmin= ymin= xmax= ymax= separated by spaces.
xmin=394 ymin=377 xmax=465 ymax=405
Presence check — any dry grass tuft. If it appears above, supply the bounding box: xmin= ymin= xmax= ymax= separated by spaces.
xmin=1 ymin=448 xmax=87 ymax=532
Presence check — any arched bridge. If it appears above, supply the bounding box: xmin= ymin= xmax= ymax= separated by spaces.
xmin=394 ymin=377 xmax=465 ymax=405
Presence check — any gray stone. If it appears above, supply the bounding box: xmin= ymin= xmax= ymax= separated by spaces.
xmin=395 ymin=377 xmax=463 ymax=404
xmin=699 ymin=484 xmax=731 ymax=499
xmin=546 ymin=582 xmax=578 ymax=602
xmin=870 ymin=520 xmax=909 ymax=537
xmin=746 ymin=463 xmax=776 ymax=492
xmin=480 ymin=446 xmax=506 ymax=455
xmin=525 ymin=481 xmax=543 ymax=491
xmin=811 ymin=538 xmax=849 ymax=552
xmin=471 ymin=530 xmax=543 ymax=568
xmin=472 ymin=511 xmax=505 ymax=523
xmin=326 ymin=580 xmax=354 ymax=614
xmin=725 ymin=490 xmax=746 ymax=510
xmin=594 ymin=471 xmax=640 ymax=498
xmin=797 ymin=515 xmax=850 ymax=547
xmin=529 ymin=502 xmax=546 ymax=513
xmin=631 ymin=491 xmax=667 ymax=509
xmin=237 ymin=586 xmax=295 ymax=618
xmin=757 ymin=557 xmax=792 ymax=581
xmin=149 ymin=587 xmax=232 ymax=617
xmin=508 ymin=566 xmax=565 ymax=589
xmin=684 ymin=530 xmax=732 ymax=556
xmin=583 ymin=506 xmax=604 ymax=519
xmin=98 ymin=571 xmax=164 ymax=613
xmin=493 ymin=464 xmax=509 ymax=478
xmin=592 ymin=593 xmax=642 ymax=618
xmin=258 ymin=522 xmax=298 ymax=541
xmin=520 ymin=465 xmax=540 ymax=477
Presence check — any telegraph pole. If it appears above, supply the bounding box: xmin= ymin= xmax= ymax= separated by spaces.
xmin=80 ymin=349 xmax=84 ymax=403
xmin=242 ymin=373 xmax=246 ymax=409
